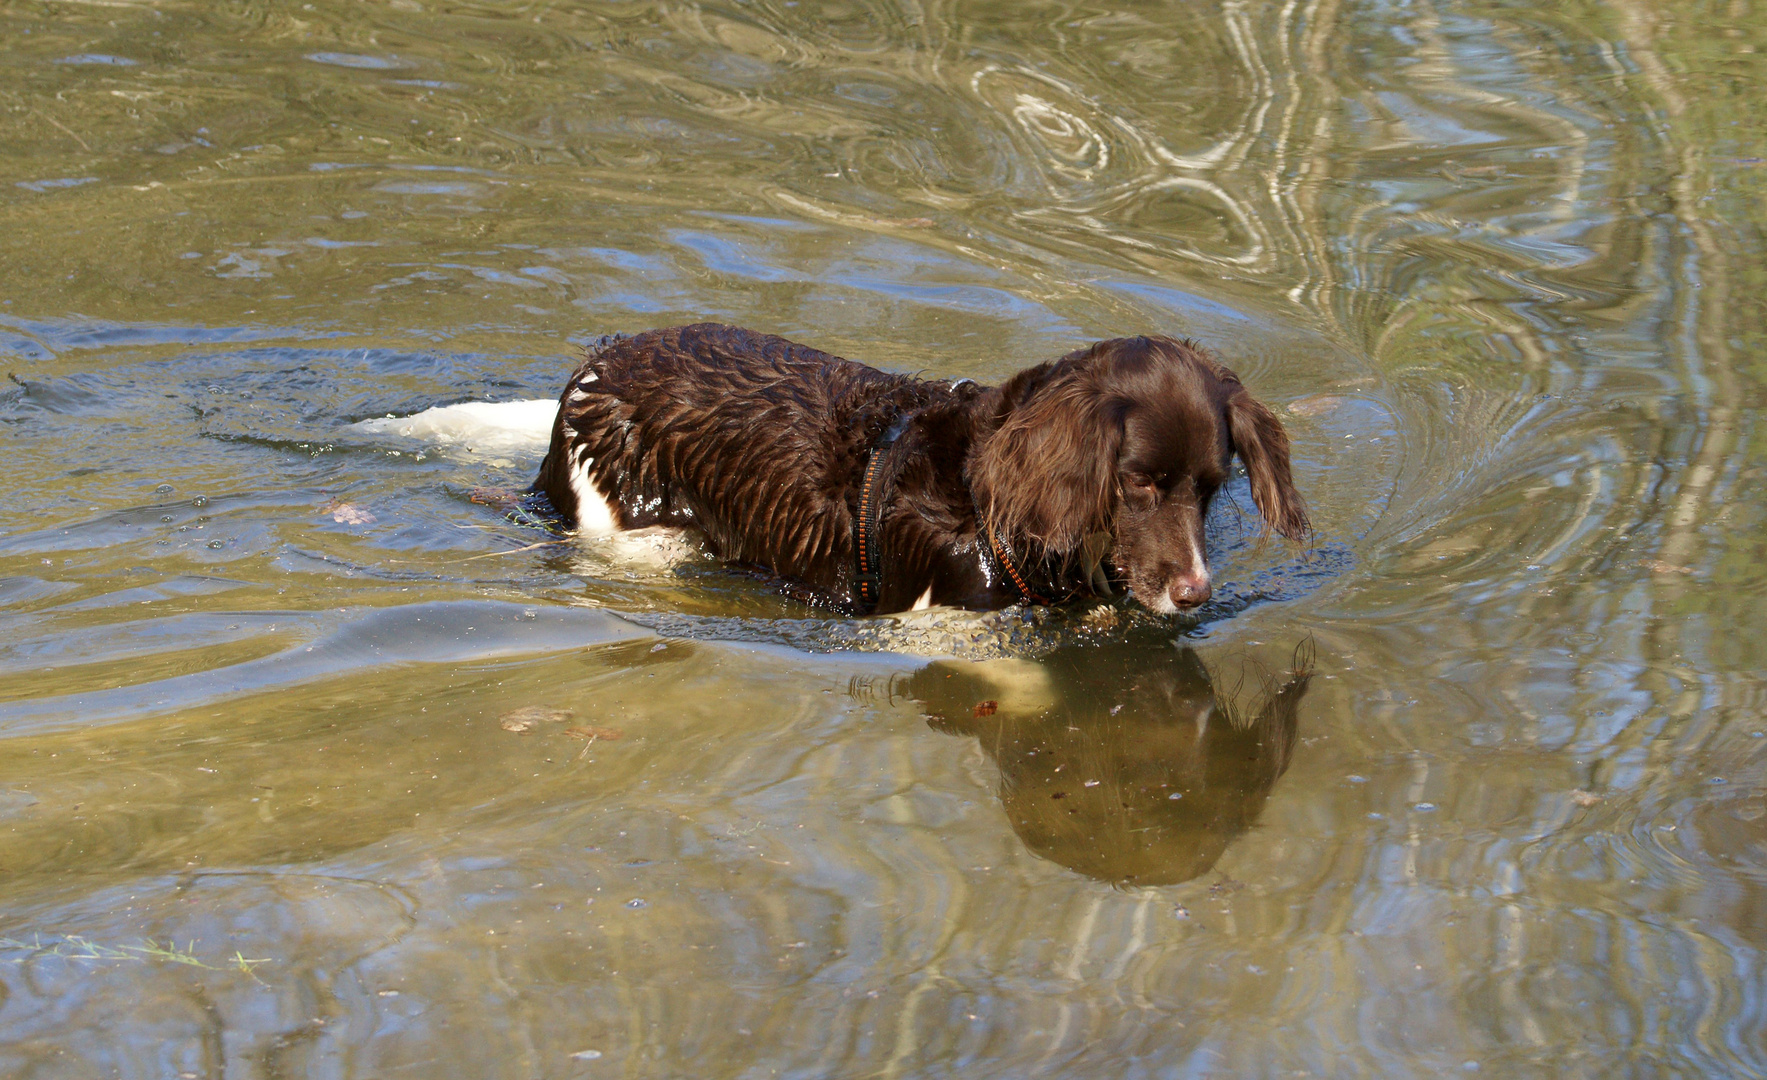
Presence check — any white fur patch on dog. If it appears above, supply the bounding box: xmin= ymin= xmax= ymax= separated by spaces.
xmin=910 ymin=584 xmax=935 ymax=611
xmin=567 ymin=444 xmax=617 ymax=536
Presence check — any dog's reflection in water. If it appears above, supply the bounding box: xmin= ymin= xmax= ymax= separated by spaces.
xmin=904 ymin=643 xmax=1310 ymax=886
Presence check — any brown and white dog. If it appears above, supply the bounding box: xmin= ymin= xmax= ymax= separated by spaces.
xmin=533 ymin=323 xmax=1308 ymax=615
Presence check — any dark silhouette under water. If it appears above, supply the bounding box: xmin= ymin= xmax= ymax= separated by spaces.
xmin=906 ymin=639 xmax=1311 ymax=886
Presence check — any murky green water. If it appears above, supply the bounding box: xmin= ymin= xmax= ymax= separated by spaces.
xmin=3 ymin=0 xmax=1766 ymax=1075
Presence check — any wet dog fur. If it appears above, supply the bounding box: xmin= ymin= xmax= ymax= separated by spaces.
xmin=533 ymin=323 xmax=1308 ymax=615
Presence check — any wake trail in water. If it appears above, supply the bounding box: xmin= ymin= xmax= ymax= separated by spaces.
xmin=349 ymin=399 xmax=556 ymax=456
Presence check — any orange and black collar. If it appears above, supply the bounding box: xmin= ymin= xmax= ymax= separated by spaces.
xmin=852 ymin=410 xmax=917 ymax=613
xmin=852 ymin=411 xmax=1058 ymax=613
xmin=979 ymin=518 xmax=1051 ymax=606
xmin=852 ymin=445 xmax=893 ymax=612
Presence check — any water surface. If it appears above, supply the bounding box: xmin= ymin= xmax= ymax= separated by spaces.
xmin=3 ymin=0 xmax=1766 ymax=1075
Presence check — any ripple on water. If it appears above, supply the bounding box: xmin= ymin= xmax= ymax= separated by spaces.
xmin=6 ymin=0 xmax=1764 ymax=1071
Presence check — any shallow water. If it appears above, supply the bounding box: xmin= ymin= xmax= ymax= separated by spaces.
xmin=3 ymin=0 xmax=1766 ymax=1075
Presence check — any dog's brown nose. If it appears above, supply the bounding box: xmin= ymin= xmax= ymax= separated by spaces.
xmin=1169 ymin=573 xmax=1211 ymax=608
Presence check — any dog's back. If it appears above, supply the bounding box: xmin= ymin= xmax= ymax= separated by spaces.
xmin=535 ymin=324 xmax=940 ymax=593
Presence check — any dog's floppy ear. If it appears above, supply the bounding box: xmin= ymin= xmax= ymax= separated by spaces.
xmin=970 ymin=362 xmax=1122 ymax=553
xmin=1226 ymin=389 xmax=1310 ymax=543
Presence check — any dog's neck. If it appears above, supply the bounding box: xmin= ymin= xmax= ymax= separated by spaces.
xmin=918 ymin=386 xmax=1102 ymax=602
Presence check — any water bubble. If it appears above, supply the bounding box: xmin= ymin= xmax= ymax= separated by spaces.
xmin=571 ymin=1050 xmax=602 ymax=1060
xmin=1413 ymin=802 xmax=1438 ymax=812
xmin=1167 ymin=792 xmax=1183 ymax=800
xmin=156 ymin=483 xmax=174 ymax=494
xmin=206 ymin=539 xmax=224 ymax=549
xmin=625 ymin=898 xmax=647 ymax=909
xmin=191 ymin=495 xmax=209 ymax=507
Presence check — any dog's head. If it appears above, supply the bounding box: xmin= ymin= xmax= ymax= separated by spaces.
xmin=969 ymin=335 xmax=1309 ymax=613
